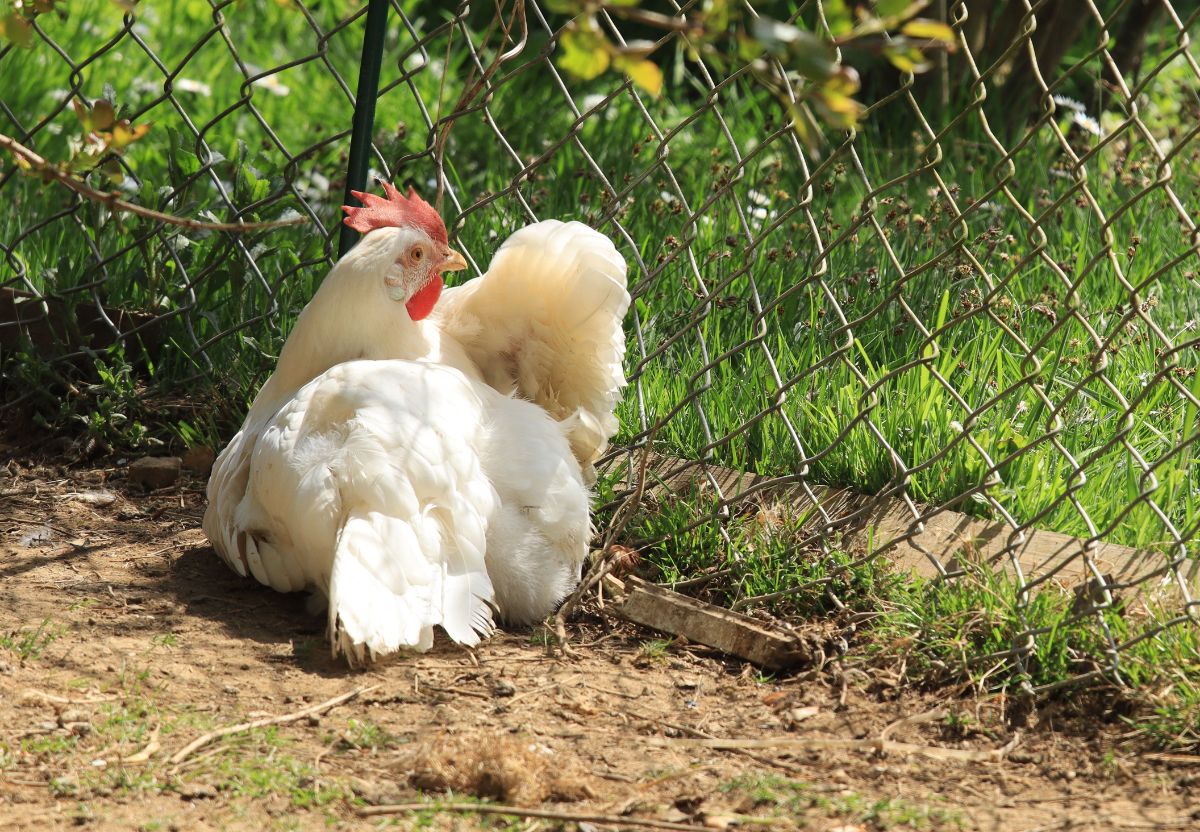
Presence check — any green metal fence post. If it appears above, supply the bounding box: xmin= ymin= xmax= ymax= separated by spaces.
xmin=338 ymin=0 xmax=391 ymax=258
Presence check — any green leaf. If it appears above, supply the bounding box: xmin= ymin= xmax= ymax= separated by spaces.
xmin=615 ymin=56 xmax=663 ymax=96
xmin=875 ymin=0 xmax=921 ymax=19
xmin=72 ymin=98 xmax=91 ymax=129
xmin=823 ymin=0 xmax=854 ymax=37
xmin=109 ymin=120 xmax=151 ymax=151
xmin=750 ymin=17 xmax=838 ymax=81
xmin=100 ymin=158 xmax=124 ymax=185
xmin=825 ymin=65 xmax=861 ymax=96
xmin=812 ymin=87 xmax=865 ymax=129
xmin=1 ymin=13 xmax=34 ymax=48
xmin=242 ymin=165 xmax=269 ymax=202
xmin=558 ymin=26 xmax=611 ymax=81
xmin=901 ymin=18 xmax=956 ymax=43
xmin=884 ymin=44 xmax=931 ymax=73
xmin=737 ymin=32 xmax=764 ymax=63
xmin=703 ymin=0 xmax=730 ymax=32
xmin=91 ymin=99 xmax=116 ymax=131
xmin=784 ymin=99 xmax=821 ymax=153
xmin=544 ymin=0 xmax=583 ymax=13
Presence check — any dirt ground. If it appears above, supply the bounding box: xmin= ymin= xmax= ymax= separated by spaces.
xmin=1 ymin=447 xmax=1198 ymax=831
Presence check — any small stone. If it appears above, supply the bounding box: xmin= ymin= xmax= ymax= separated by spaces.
xmin=491 ymin=680 xmax=516 ymax=697
xmin=222 ymin=684 xmax=238 ymax=695
xmin=349 ymin=777 xmax=403 ymax=805
xmin=306 ymin=714 xmax=321 ymax=727
xmin=58 ymin=709 xmax=87 ymax=726
xmin=182 ymin=446 xmax=216 ymax=474
xmin=66 ymin=490 xmax=118 ymax=507
xmin=179 ymin=783 xmax=217 ymax=800
xmin=49 ymin=775 xmax=79 ymax=796
xmin=128 ymin=457 xmax=181 ymax=489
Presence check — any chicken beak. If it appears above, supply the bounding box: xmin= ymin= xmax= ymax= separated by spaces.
xmin=440 ymin=248 xmax=468 ymax=273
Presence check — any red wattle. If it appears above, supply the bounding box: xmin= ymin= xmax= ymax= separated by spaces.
xmin=405 ymin=276 xmax=443 ymax=321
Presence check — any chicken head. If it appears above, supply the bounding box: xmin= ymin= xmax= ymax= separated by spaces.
xmin=342 ymin=181 xmax=468 ymax=321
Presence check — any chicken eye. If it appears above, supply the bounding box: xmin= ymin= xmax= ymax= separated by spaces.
xmin=409 ymin=246 xmax=425 ymax=265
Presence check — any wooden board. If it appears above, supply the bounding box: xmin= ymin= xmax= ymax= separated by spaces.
xmin=601 ymin=575 xmax=812 ymax=670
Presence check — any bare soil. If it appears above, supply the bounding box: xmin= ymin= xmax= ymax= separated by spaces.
xmin=1 ymin=447 xmax=1197 ymax=831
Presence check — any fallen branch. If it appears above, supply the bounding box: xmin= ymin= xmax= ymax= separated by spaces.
xmin=1143 ymin=752 xmax=1200 ymax=766
xmin=168 ymin=685 xmax=377 ymax=765
xmin=654 ymin=731 xmax=1021 ymax=763
xmin=0 ymin=131 xmax=310 ymax=233
xmin=878 ymin=708 xmax=949 ymax=742
xmin=120 ymin=726 xmax=161 ymax=764
xmin=20 ymin=689 xmax=116 ymax=706
xmin=358 ymin=801 xmax=705 ymax=830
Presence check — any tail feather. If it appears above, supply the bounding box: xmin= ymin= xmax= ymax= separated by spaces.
xmin=436 ymin=220 xmax=629 ymax=469
xmin=328 ymin=509 xmax=494 ymax=664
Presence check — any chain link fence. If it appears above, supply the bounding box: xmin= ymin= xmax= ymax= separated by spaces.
xmin=3 ymin=0 xmax=1200 ymax=696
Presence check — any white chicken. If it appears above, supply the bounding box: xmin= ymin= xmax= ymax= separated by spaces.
xmin=203 ymin=183 xmax=629 ymax=663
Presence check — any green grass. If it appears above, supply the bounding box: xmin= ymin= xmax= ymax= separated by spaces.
xmin=1 ymin=618 xmax=61 ymax=661
xmin=339 ymin=718 xmax=405 ymax=752
xmin=35 ymin=684 xmax=352 ymax=816
xmin=3 ymin=0 xmax=1200 ymax=734
xmin=721 ymin=773 xmax=965 ymax=830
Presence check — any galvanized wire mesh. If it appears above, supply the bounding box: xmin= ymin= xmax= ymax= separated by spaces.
xmin=2 ymin=0 xmax=1199 ymax=690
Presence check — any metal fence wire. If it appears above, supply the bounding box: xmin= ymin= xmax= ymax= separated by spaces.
xmin=2 ymin=0 xmax=1200 ymax=692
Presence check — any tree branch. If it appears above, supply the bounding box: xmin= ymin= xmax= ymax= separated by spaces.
xmin=0 ymin=131 xmax=311 ymax=233
xmin=168 ymin=685 xmax=377 ymax=766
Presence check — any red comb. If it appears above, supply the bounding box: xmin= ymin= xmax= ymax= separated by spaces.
xmin=341 ymin=180 xmax=448 ymax=245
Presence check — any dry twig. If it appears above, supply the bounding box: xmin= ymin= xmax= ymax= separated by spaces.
xmin=120 ymin=725 xmax=161 ymax=764
xmin=359 ymin=801 xmax=705 ymax=830
xmin=431 ymin=0 xmax=528 ymax=211
xmin=20 ymin=689 xmax=116 ymax=705
xmin=168 ymin=685 xmax=377 ymax=765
